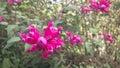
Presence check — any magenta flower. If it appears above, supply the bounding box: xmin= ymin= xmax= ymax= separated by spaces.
xmin=66 ymin=30 xmax=83 ymax=45
xmin=102 ymin=32 xmax=115 ymax=43
xmin=81 ymin=7 xmax=91 ymax=13
xmin=90 ymin=0 xmax=99 ymax=11
xmin=7 ymin=0 xmax=14 ymax=5
xmin=44 ymin=21 xmax=62 ymax=40
xmin=20 ymin=21 xmax=63 ymax=58
xmin=26 ymin=44 xmax=38 ymax=53
xmin=89 ymin=0 xmax=112 ymax=13
xmin=14 ymin=0 xmax=21 ymax=3
xmin=41 ymin=38 xmax=64 ymax=58
xmin=20 ymin=25 xmax=40 ymax=44
xmin=0 ymin=16 xmax=4 ymax=22
xmin=7 ymin=0 xmax=21 ymax=5
xmin=99 ymin=0 xmax=112 ymax=12
xmin=49 ymin=38 xmax=63 ymax=50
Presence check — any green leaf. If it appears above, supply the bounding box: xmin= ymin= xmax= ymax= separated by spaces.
xmin=60 ymin=54 xmax=65 ymax=63
xmin=24 ymin=44 xmax=31 ymax=51
xmin=86 ymin=65 xmax=94 ymax=68
xmin=0 ymin=22 xmax=8 ymax=25
xmin=81 ymin=35 xmax=86 ymax=41
xmin=61 ymin=24 xmax=80 ymax=32
xmin=5 ymin=37 xmax=20 ymax=48
xmin=79 ymin=66 xmax=84 ymax=68
xmin=104 ymin=63 xmax=111 ymax=68
xmin=72 ymin=65 xmax=79 ymax=68
xmin=4 ymin=44 xmax=12 ymax=49
xmin=85 ymin=42 xmax=94 ymax=57
xmin=32 ymin=57 xmax=40 ymax=64
xmin=7 ymin=37 xmax=20 ymax=44
xmin=6 ymin=25 xmax=19 ymax=37
xmin=89 ymin=28 xmax=99 ymax=34
xmin=55 ymin=19 xmax=64 ymax=26
xmin=2 ymin=58 xmax=11 ymax=68
xmin=117 ymin=35 xmax=120 ymax=42
xmin=66 ymin=14 xmax=75 ymax=20
xmin=94 ymin=38 xmax=103 ymax=47
xmin=64 ymin=6 xmax=76 ymax=11
xmin=6 ymin=25 xmax=19 ymax=31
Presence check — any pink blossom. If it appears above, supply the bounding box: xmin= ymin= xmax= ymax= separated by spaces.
xmin=102 ymin=32 xmax=115 ymax=43
xmin=89 ymin=0 xmax=112 ymax=12
xmin=66 ymin=30 xmax=83 ymax=45
xmin=41 ymin=38 xmax=63 ymax=58
xmin=7 ymin=0 xmax=21 ymax=5
xmin=0 ymin=16 xmax=4 ymax=22
xmin=90 ymin=0 xmax=99 ymax=10
xmin=44 ymin=21 xmax=62 ymax=40
xmin=26 ymin=44 xmax=38 ymax=53
xmin=20 ymin=21 xmax=63 ymax=58
xmin=42 ymin=51 xmax=48 ymax=58
xmin=15 ymin=0 xmax=21 ymax=3
xmin=49 ymin=38 xmax=63 ymax=50
xmin=98 ymin=0 xmax=111 ymax=12
xmin=81 ymin=7 xmax=91 ymax=13
xmin=7 ymin=0 xmax=14 ymax=5
xmin=20 ymin=25 xmax=40 ymax=44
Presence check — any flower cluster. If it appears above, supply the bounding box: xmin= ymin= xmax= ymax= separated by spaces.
xmin=66 ymin=30 xmax=83 ymax=45
xmin=19 ymin=21 xmax=116 ymax=58
xmin=102 ymin=32 xmax=114 ymax=43
xmin=7 ymin=0 xmax=21 ymax=5
xmin=81 ymin=0 xmax=112 ymax=13
xmin=20 ymin=21 xmax=64 ymax=58
xmin=0 ymin=16 xmax=4 ymax=22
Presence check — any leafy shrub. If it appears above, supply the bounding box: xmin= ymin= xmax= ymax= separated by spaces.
xmin=0 ymin=0 xmax=120 ymax=68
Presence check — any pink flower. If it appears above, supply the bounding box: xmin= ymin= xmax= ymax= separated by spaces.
xmin=102 ymin=32 xmax=115 ymax=43
xmin=89 ymin=0 xmax=112 ymax=13
xmin=26 ymin=44 xmax=38 ymax=53
xmin=49 ymin=38 xmax=63 ymax=50
xmin=42 ymin=51 xmax=48 ymax=58
xmin=20 ymin=21 xmax=64 ymax=58
xmin=7 ymin=0 xmax=14 ymax=5
xmin=81 ymin=7 xmax=91 ymax=13
xmin=99 ymin=0 xmax=112 ymax=12
xmin=20 ymin=25 xmax=40 ymax=44
xmin=66 ymin=30 xmax=83 ymax=45
xmin=15 ymin=0 xmax=21 ymax=3
xmin=0 ymin=16 xmax=4 ymax=22
xmin=90 ymin=0 xmax=99 ymax=10
xmin=44 ymin=21 xmax=62 ymax=40
xmin=7 ymin=0 xmax=21 ymax=5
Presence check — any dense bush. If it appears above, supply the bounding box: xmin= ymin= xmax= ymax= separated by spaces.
xmin=0 ymin=0 xmax=120 ymax=68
